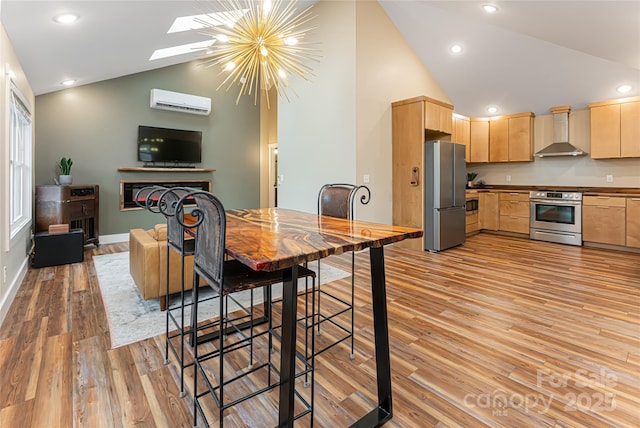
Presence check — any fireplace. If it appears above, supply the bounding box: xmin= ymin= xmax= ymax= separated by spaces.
xmin=120 ymin=180 xmax=211 ymax=210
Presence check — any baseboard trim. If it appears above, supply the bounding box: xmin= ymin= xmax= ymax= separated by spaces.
xmin=0 ymin=257 xmax=28 ymax=327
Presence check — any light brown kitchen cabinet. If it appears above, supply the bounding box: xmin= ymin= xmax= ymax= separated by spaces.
xmin=499 ymin=192 xmax=530 ymax=234
xmin=508 ymin=114 xmax=535 ymax=161
xmin=470 ymin=119 xmax=489 ymax=163
xmin=621 ymin=101 xmax=640 ymax=157
xmin=626 ymin=198 xmax=640 ymax=248
xmin=424 ymin=99 xmax=454 ymax=134
xmin=479 ymin=192 xmax=499 ymax=230
xmin=466 ymin=213 xmax=479 ymax=234
xmin=582 ymin=196 xmax=626 ymax=245
xmin=452 ymin=114 xmax=471 ymax=161
xmin=589 ymin=96 xmax=640 ymax=159
xmin=489 ymin=113 xmax=534 ymax=162
xmin=489 ymin=118 xmax=509 ymax=162
xmin=466 ymin=191 xmax=479 ymax=234
xmin=391 ymin=95 xmax=454 ymax=251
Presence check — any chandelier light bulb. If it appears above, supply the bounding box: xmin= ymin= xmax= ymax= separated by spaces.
xmin=285 ymin=37 xmax=298 ymax=46
xmin=217 ymin=34 xmax=229 ymax=43
xmin=225 ymin=62 xmax=236 ymax=71
xmin=278 ymin=69 xmax=287 ymax=78
xmin=261 ymin=46 xmax=269 ymax=56
xmin=263 ymin=0 xmax=273 ymax=15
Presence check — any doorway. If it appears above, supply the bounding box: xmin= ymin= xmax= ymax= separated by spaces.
xmin=268 ymin=144 xmax=278 ymax=207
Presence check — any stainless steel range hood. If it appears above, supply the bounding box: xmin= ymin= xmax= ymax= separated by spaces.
xmin=535 ymin=106 xmax=587 ymax=157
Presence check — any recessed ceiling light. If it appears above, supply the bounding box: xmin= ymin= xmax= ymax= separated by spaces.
xmin=61 ymin=79 xmax=76 ymax=86
xmin=487 ymin=106 xmax=498 ymax=114
xmin=54 ymin=13 xmax=79 ymax=24
xmin=482 ymin=4 xmax=498 ymax=13
xmin=617 ymin=84 xmax=632 ymax=94
xmin=450 ymin=44 xmax=463 ymax=54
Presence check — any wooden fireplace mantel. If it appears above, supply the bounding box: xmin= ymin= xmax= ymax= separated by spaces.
xmin=118 ymin=167 xmax=216 ymax=172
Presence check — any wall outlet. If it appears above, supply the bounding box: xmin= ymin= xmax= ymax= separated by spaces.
xmin=506 ymin=175 xmax=512 ymax=183
xmin=363 ymin=174 xmax=370 ymax=184
xmin=606 ymin=175 xmax=613 ymax=183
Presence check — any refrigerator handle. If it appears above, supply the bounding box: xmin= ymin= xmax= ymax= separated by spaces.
xmin=411 ymin=166 xmax=419 ymax=186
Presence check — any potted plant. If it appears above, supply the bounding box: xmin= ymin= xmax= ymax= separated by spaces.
xmin=467 ymin=172 xmax=478 ymax=188
xmin=58 ymin=157 xmax=73 ymax=185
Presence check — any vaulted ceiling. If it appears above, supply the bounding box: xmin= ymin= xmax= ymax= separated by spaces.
xmin=2 ymin=1 xmax=639 ymax=117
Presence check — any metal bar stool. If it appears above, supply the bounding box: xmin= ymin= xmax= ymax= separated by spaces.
xmin=134 ymin=185 xmax=203 ymax=398
xmin=179 ymin=190 xmax=316 ymax=428
xmin=314 ymin=183 xmax=370 ymax=359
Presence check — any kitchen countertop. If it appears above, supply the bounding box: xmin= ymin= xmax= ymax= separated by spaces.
xmin=467 ymin=185 xmax=640 ymax=197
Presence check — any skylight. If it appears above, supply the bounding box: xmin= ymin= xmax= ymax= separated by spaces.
xmin=167 ymin=11 xmax=246 ymax=34
xmin=149 ymin=10 xmax=249 ymax=61
xmin=149 ymin=40 xmax=216 ymax=61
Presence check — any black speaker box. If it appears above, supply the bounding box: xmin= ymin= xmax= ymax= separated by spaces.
xmin=33 ymin=229 xmax=84 ymax=268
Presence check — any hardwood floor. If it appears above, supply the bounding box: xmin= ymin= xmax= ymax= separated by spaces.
xmin=0 ymin=234 xmax=638 ymax=427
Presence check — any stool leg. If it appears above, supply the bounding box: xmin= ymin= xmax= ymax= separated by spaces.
xmin=248 ymin=289 xmax=254 ymax=370
xmin=192 ymin=273 xmax=200 ymax=428
xmin=164 ymin=244 xmax=171 ymax=365
xmin=219 ymin=292 xmax=225 ymax=428
xmin=304 ymin=275 xmax=310 ymax=388
xmin=316 ymin=260 xmax=322 ymax=335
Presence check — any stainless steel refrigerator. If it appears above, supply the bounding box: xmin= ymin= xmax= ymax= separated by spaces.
xmin=424 ymin=140 xmax=466 ymax=252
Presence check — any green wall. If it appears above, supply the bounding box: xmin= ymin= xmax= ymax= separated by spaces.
xmin=34 ymin=61 xmax=261 ymax=235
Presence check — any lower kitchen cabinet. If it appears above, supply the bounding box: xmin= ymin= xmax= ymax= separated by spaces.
xmin=499 ymin=192 xmax=530 ymax=234
xmin=466 ymin=212 xmax=479 ymax=234
xmin=583 ymin=196 xmax=626 ymax=245
xmin=479 ymin=192 xmax=499 ymax=230
xmin=627 ymin=197 xmax=640 ymax=248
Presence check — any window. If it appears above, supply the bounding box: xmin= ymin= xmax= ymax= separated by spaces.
xmin=9 ymin=85 xmax=33 ymax=239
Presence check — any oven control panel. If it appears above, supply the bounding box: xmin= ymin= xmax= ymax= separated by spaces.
xmin=529 ymin=191 xmax=582 ymax=200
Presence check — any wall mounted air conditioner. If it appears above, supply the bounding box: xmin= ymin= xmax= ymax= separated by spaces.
xmin=150 ymin=88 xmax=211 ymax=116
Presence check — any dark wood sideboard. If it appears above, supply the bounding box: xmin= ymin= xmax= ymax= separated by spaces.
xmin=35 ymin=185 xmax=99 ymax=246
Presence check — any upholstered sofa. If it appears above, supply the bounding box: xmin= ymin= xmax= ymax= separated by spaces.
xmin=129 ymin=224 xmax=199 ymax=310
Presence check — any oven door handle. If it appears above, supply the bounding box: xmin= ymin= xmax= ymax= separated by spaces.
xmin=530 ymin=199 xmax=582 ymax=206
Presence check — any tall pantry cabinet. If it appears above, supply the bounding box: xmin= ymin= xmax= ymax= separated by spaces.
xmin=392 ymin=96 xmax=454 ymax=251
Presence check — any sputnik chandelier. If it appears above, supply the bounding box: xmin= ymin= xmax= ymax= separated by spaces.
xmin=199 ymin=0 xmax=319 ymax=105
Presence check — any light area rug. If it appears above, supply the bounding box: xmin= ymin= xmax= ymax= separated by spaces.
xmin=93 ymin=252 xmax=350 ymax=348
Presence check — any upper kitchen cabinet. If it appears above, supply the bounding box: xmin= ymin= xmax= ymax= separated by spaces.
xmin=424 ymin=97 xmax=454 ymax=135
xmin=589 ymin=96 xmax=640 ymax=159
xmin=452 ymin=114 xmax=471 ymax=160
xmin=508 ymin=113 xmax=535 ymax=161
xmin=470 ymin=118 xmax=490 ymax=163
xmin=489 ymin=117 xmax=508 ymax=162
xmin=489 ymin=112 xmax=535 ymax=162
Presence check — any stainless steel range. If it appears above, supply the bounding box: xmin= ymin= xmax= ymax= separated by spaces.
xmin=530 ymin=190 xmax=582 ymax=246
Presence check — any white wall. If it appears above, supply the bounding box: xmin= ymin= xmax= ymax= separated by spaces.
xmin=0 ymin=21 xmax=35 ymax=325
xmin=279 ymin=0 xmax=449 ymax=221
xmin=278 ymin=0 xmax=357 ymax=213
xmin=355 ymin=0 xmax=449 ymax=222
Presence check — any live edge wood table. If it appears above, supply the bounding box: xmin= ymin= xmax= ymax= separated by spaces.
xmin=222 ymin=208 xmax=423 ymax=427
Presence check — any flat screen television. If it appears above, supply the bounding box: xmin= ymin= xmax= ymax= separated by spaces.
xmin=137 ymin=125 xmax=202 ymax=165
